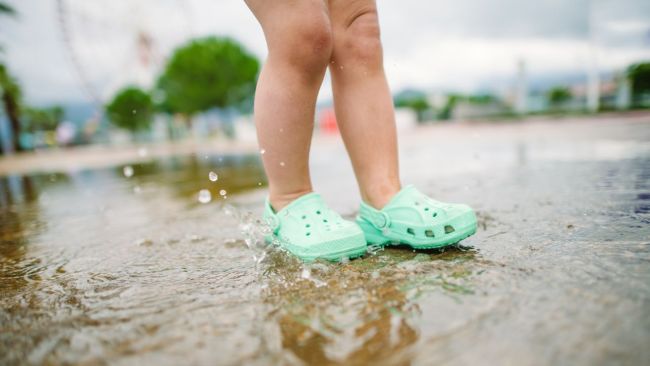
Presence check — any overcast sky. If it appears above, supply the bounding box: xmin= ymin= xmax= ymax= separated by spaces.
xmin=1 ymin=0 xmax=649 ymax=105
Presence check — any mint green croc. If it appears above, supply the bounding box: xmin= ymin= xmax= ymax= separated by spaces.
xmin=264 ymin=193 xmax=367 ymax=262
xmin=356 ymin=185 xmax=477 ymax=249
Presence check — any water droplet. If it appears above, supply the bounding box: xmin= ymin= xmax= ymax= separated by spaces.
xmin=209 ymin=171 xmax=218 ymax=182
xmin=137 ymin=147 xmax=148 ymax=157
xmin=132 ymin=109 xmax=137 ymax=114
xmin=280 ymin=161 xmax=285 ymax=167
xmin=198 ymin=189 xmax=212 ymax=203
xmin=260 ymin=148 xmax=266 ymax=155
xmin=123 ymin=165 xmax=134 ymax=178
xmin=219 ymin=189 xmax=227 ymax=196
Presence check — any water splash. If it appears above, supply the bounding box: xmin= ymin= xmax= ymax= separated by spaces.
xmin=219 ymin=189 xmax=227 ymax=197
xmin=367 ymin=244 xmax=384 ymax=256
xmin=224 ymin=204 xmax=274 ymax=265
xmin=209 ymin=171 xmax=218 ymax=182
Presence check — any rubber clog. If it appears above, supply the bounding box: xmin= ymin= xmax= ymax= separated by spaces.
xmin=356 ymin=185 xmax=477 ymax=249
xmin=264 ymin=192 xmax=367 ymax=262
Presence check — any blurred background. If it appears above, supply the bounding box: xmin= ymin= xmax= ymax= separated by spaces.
xmin=1 ymin=2 xmax=650 ymax=365
xmin=0 ymin=0 xmax=648 ymax=153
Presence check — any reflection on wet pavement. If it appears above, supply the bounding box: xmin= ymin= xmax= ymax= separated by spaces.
xmin=1 ymin=116 xmax=649 ymax=365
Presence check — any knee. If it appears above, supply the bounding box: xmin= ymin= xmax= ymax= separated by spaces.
xmin=269 ymin=20 xmax=333 ymax=77
xmin=336 ymin=10 xmax=383 ymax=68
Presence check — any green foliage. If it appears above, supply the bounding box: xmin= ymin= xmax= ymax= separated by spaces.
xmin=22 ymin=106 xmax=64 ymax=132
xmin=547 ymin=87 xmax=572 ymax=105
xmin=0 ymin=2 xmax=15 ymax=16
xmin=467 ymin=94 xmax=496 ymax=104
xmin=0 ymin=62 xmax=23 ymax=151
xmin=439 ymin=94 xmax=460 ymax=120
xmin=628 ymin=62 xmax=650 ymax=105
xmin=394 ymin=90 xmax=432 ymax=122
xmin=156 ymin=36 xmax=259 ymax=116
xmin=0 ymin=63 xmax=21 ymax=100
xmin=395 ymin=96 xmax=430 ymax=112
xmin=106 ymin=87 xmax=154 ymax=132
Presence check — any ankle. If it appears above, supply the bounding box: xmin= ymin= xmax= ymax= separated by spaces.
xmin=361 ymin=181 xmax=401 ymax=210
xmin=269 ymin=188 xmax=313 ymax=212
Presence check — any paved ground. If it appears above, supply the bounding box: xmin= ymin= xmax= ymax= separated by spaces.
xmin=1 ymin=113 xmax=649 ymax=365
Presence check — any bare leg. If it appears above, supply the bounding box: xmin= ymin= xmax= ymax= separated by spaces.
xmin=245 ymin=0 xmax=332 ymax=210
xmin=327 ymin=0 xmax=401 ymax=209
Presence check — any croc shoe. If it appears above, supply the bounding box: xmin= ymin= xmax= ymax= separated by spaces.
xmin=264 ymin=192 xmax=367 ymax=261
xmin=356 ymin=185 xmax=477 ymax=249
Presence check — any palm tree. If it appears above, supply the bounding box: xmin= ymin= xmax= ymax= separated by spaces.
xmin=0 ymin=1 xmax=23 ymax=153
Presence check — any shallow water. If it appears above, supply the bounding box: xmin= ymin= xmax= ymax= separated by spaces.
xmin=1 ymin=116 xmax=649 ymax=365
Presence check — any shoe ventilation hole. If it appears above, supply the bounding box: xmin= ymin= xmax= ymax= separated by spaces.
xmin=301 ymin=215 xmax=307 ymax=219
xmin=444 ymin=225 xmax=455 ymax=234
xmin=306 ymin=232 xmax=311 ymax=236
xmin=323 ymin=219 xmax=328 ymax=223
xmin=305 ymin=224 xmax=310 ymax=228
xmin=424 ymin=207 xmax=430 ymax=211
xmin=414 ymin=201 xmax=420 ymax=206
xmin=406 ymin=228 xmax=415 ymax=236
xmin=425 ymin=230 xmax=435 ymax=237
xmin=316 ymin=210 xmax=321 ymax=215
xmin=432 ymin=212 xmax=437 ymax=218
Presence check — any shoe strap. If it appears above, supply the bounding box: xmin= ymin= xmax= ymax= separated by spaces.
xmin=359 ymin=201 xmax=391 ymax=230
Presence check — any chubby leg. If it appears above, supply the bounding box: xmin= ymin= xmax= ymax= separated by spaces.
xmin=327 ymin=0 xmax=401 ymax=209
xmin=245 ymin=0 xmax=332 ymax=210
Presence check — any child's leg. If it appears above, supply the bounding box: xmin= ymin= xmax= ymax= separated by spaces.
xmin=245 ymin=0 xmax=332 ymax=211
xmin=327 ymin=0 xmax=401 ymax=210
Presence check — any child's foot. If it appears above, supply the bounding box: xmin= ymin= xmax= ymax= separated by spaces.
xmin=356 ymin=185 xmax=477 ymax=249
xmin=264 ymin=193 xmax=367 ymax=262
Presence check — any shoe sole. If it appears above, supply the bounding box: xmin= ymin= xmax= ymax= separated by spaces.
xmin=264 ymin=235 xmax=368 ymax=263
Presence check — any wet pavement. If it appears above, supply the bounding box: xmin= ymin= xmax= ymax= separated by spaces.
xmin=1 ymin=114 xmax=649 ymax=365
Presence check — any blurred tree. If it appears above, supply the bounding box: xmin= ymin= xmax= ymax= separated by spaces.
xmin=467 ymin=94 xmax=496 ymax=104
xmin=156 ymin=36 xmax=259 ymax=122
xmin=0 ymin=2 xmax=23 ymax=153
xmin=439 ymin=94 xmax=460 ymax=120
xmin=547 ymin=87 xmax=572 ymax=108
xmin=22 ymin=106 xmax=64 ymax=133
xmin=394 ymin=90 xmax=432 ymax=122
xmin=627 ymin=62 xmax=650 ymax=107
xmin=0 ymin=64 xmax=22 ymax=152
xmin=395 ymin=96 xmax=430 ymax=122
xmin=106 ymin=86 xmax=154 ymax=133
xmin=0 ymin=2 xmax=14 ymax=15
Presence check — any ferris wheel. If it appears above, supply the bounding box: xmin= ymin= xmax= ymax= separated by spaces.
xmin=56 ymin=0 xmax=194 ymax=107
